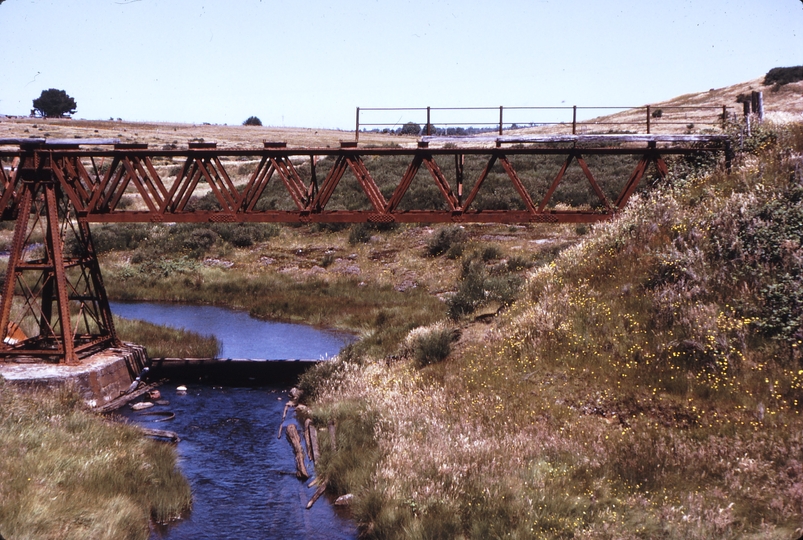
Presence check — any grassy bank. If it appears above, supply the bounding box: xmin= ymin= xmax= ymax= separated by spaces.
xmin=299 ymin=123 xmax=803 ymax=538
xmin=114 ymin=315 xmax=221 ymax=358
xmin=0 ymin=380 xmax=191 ymax=540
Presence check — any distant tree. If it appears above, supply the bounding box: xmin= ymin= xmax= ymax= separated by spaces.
xmin=399 ymin=122 xmax=421 ymax=136
xmin=243 ymin=116 xmax=262 ymax=126
xmin=32 ymin=89 xmax=77 ymax=118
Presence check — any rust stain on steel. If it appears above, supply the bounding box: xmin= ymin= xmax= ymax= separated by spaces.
xmin=0 ymin=137 xmax=727 ymax=364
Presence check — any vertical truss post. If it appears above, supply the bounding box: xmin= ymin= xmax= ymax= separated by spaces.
xmin=43 ymin=182 xmax=76 ymax=363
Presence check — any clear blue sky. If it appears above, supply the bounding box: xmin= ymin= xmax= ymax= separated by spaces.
xmin=1 ymin=0 xmax=801 ymax=129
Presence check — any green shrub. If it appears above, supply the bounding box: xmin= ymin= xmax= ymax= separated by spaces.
xmin=426 ymin=226 xmax=467 ymax=257
xmin=447 ymin=258 xmax=523 ymax=319
xmin=243 ymin=116 xmax=263 ymax=126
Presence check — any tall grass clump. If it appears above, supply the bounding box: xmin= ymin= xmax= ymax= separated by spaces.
xmin=302 ymin=122 xmax=803 ymax=539
xmin=0 ymin=380 xmax=191 ymax=539
xmin=401 ymin=322 xmax=460 ymax=367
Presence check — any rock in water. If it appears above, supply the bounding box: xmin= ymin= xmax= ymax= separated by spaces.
xmin=131 ymin=401 xmax=154 ymax=411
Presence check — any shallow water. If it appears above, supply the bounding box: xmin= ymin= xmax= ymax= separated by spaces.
xmin=110 ymin=302 xmax=358 ymax=540
xmin=109 ymin=301 xmax=353 ymax=359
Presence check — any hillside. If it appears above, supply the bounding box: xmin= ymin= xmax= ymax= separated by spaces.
xmin=295 ymin=101 xmax=803 ymax=537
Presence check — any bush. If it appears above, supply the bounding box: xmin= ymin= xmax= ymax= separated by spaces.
xmin=403 ymin=322 xmax=460 ymax=367
xmin=347 ymin=222 xmax=396 ymax=245
xmin=243 ymin=116 xmax=263 ymax=126
xmin=348 ymin=223 xmax=373 ymax=245
xmin=426 ymin=226 xmax=467 ymax=257
xmin=447 ymin=257 xmax=523 ymax=319
xmin=764 ymin=66 xmax=803 ymax=87
xmin=32 ymin=88 xmax=76 ymax=118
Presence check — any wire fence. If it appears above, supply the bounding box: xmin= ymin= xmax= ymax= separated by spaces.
xmin=355 ymin=105 xmax=734 ymax=140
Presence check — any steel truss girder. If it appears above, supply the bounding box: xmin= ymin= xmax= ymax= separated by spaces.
xmin=0 ymin=143 xmax=725 ymax=225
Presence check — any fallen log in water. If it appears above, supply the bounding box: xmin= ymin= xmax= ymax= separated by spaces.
xmin=138 ymin=427 xmax=180 ymax=443
xmin=95 ymin=382 xmax=161 ymax=413
xmin=285 ymin=424 xmax=309 ymax=480
xmin=306 ymin=480 xmax=328 ymax=510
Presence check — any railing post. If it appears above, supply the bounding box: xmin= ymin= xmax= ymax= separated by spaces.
xmin=355 ymin=107 xmax=360 ymax=142
xmin=646 ymin=105 xmax=651 ymax=134
xmin=499 ymin=105 xmax=504 ymax=136
xmin=722 ymin=105 xmax=728 ymax=129
xmin=572 ymin=106 xmax=577 ymax=135
xmin=426 ymin=106 xmax=431 ymax=136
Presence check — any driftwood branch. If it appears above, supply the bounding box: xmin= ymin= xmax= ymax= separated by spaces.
xmin=285 ymin=424 xmax=309 ymax=480
xmin=138 ymin=427 xmax=179 ymax=443
xmin=306 ymin=480 xmax=328 ymax=510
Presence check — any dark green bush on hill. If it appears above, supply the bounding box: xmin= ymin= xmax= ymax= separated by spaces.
xmin=764 ymin=66 xmax=803 ymax=87
xmin=243 ymin=116 xmax=262 ymax=126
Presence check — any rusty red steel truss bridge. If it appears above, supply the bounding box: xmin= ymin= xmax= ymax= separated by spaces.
xmin=0 ymin=134 xmax=729 ymax=363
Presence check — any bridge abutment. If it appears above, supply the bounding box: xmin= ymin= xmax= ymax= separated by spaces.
xmin=0 ymin=343 xmax=146 ymax=408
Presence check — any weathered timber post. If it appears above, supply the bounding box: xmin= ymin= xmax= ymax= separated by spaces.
xmin=755 ymin=91 xmax=764 ymax=122
xmin=572 ymin=105 xmax=577 ymax=135
xmin=646 ymin=105 xmax=651 ymax=134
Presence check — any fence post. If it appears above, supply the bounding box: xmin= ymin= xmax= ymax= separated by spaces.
xmin=499 ymin=106 xmax=504 ymax=136
xmin=355 ymin=107 xmax=360 ymax=142
xmin=646 ymin=105 xmax=651 ymax=134
xmin=427 ymin=106 xmax=431 ymax=136
xmin=756 ymin=91 xmax=764 ymax=122
xmin=722 ymin=105 xmax=727 ymax=130
xmin=572 ymin=106 xmax=577 ymax=135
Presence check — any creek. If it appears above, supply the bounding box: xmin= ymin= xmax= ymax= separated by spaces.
xmin=110 ymin=301 xmax=358 ymax=540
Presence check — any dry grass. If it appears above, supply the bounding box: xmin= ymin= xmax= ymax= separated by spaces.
xmin=0 ymin=116 xmax=418 ymax=149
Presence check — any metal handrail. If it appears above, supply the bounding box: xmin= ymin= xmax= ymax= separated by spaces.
xmin=355 ymin=105 xmax=734 ymax=140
